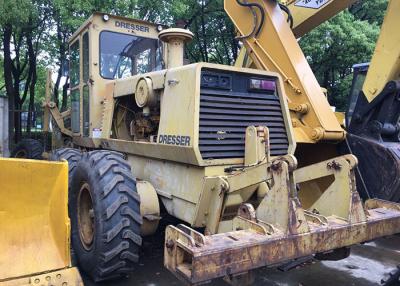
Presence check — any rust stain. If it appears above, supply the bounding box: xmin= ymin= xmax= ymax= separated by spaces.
xmin=165 ymin=198 xmax=400 ymax=285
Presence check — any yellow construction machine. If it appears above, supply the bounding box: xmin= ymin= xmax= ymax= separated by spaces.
xmin=0 ymin=158 xmax=82 ymax=285
xmin=30 ymin=4 xmax=400 ymax=286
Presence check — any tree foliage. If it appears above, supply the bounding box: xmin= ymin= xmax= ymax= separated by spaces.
xmin=350 ymin=0 xmax=389 ymax=24
xmin=0 ymin=0 xmax=51 ymax=139
xmin=299 ymin=0 xmax=389 ymax=110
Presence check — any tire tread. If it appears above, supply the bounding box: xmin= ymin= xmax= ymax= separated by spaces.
xmin=71 ymin=150 xmax=141 ymax=282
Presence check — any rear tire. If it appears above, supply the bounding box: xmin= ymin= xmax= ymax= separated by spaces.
xmin=50 ymin=148 xmax=82 ymax=216
xmin=11 ymin=139 xmax=43 ymax=159
xmin=70 ymin=150 xmax=142 ymax=282
xmin=50 ymin=148 xmax=82 ymax=177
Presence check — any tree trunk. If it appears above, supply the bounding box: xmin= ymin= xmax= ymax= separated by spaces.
xmin=26 ymin=35 xmax=37 ymax=134
xmin=53 ymin=21 xmax=66 ymax=107
xmin=53 ymin=69 xmax=61 ymax=107
xmin=14 ymin=101 xmax=22 ymax=142
xmin=3 ymin=24 xmax=18 ymax=144
xmin=200 ymin=1 xmax=208 ymax=62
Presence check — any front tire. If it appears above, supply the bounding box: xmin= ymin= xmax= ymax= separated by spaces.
xmin=70 ymin=150 xmax=142 ymax=282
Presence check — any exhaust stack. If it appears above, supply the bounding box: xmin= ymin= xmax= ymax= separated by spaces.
xmin=159 ymin=28 xmax=193 ymax=69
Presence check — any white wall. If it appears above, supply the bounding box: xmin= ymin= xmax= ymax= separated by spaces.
xmin=0 ymin=97 xmax=9 ymax=157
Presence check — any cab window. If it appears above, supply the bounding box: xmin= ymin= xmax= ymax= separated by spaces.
xmin=82 ymin=32 xmax=89 ymax=82
xmin=100 ymin=31 xmax=162 ymax=79
xmin=70 ymin=41 xmax=80 ymax=86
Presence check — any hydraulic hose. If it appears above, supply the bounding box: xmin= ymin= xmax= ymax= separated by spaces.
xmin=235 ymin=0 xmax=265 ymax=39
xmin=279 ymin=3 xmax=294 ymax=28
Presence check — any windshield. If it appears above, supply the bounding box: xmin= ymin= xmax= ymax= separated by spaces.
xmin=100 ymin=31 xmax=162 ymax=79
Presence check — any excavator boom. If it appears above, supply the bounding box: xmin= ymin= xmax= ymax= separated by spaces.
xmin=282 ymin=0 xmax=357 ymax=38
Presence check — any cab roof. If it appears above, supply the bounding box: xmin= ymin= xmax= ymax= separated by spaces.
xmin=69 ymin=12 xmax=165 ymax=44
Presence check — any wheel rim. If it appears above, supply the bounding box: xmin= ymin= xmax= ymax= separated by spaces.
xmin=77 ymin=183 xmax=95 ymax=250
xmin=14 ymin=149 xmax=27 ymax=158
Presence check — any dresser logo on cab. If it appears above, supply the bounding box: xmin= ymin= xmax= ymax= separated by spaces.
xmin=115 ymin=21 xmax=150 ymax=33
xmin=159 ymin=135 xmax=191 ymax=146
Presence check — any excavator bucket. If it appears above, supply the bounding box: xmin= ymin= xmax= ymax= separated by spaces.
xmin=0 ymin=158 xmax=82 ymax=285
xmin=342 ymin=63 xmax=400 ymax=202
xmin=343 ymin=133 xmax=400 ymax=202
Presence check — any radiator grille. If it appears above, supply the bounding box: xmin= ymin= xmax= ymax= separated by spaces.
xmin=199 ymin=71 xmax=289 ymax=160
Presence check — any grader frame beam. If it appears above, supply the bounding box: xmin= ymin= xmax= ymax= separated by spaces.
xmin=165 ymin=198 xmax=400 ymax=284
xmin=0 ymin=268 xmax=83 ymax=286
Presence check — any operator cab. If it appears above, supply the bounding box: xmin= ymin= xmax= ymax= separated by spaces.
xmin=67 ymin=13 xmax=164 ymax=138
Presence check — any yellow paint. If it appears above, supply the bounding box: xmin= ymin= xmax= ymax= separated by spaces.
xmin=286 ymin=0 xmax=357 ymax=38
xmin=335 ymin=112 xmax=345 ymax=127
xmin=363 ymin=0 xmax=400 ymax=102
xmin=0 ymin=158 xmax=71 ymax=282
xmin=1 ymin=267 xmax=83 ymax=286
xmin=235 ymin=0 xmax=356 ymax=66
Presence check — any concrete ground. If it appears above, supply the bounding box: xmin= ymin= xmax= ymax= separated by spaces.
xmin=84 ymin=232 xmax=400 ymax=286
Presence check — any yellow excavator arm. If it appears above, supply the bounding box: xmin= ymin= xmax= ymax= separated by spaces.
xmin=226 ymin=0 xmax=345 ymax=143
xmin=282 ymin=0 xmax=357 ymax=38
xmin=362 ymin=0 xmax=400 ymax=102
xmin=235 ymin=0 xmax=356 ymax=69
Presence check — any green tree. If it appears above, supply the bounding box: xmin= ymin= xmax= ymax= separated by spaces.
xmin=299 ymin=8 xmax=382 ymax=110
xmin=47 ymin=0 xmax=130 ymax=109
xmin=0 ymin=0 xmax=52 ymax=140
xmin=350 ymin=0 xmax=389 ymax=24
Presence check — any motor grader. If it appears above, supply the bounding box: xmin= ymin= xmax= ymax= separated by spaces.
xmin=28 ymin=6 xmax=400 ymax=286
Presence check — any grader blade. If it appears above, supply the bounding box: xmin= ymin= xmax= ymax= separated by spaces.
xmin=164 ymin=155 xmax=400 ymax=285
xmin=0 ymin=158 xmax=82 ymax=286
xmin=165 ymin=199 xmax=400 ymax=285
